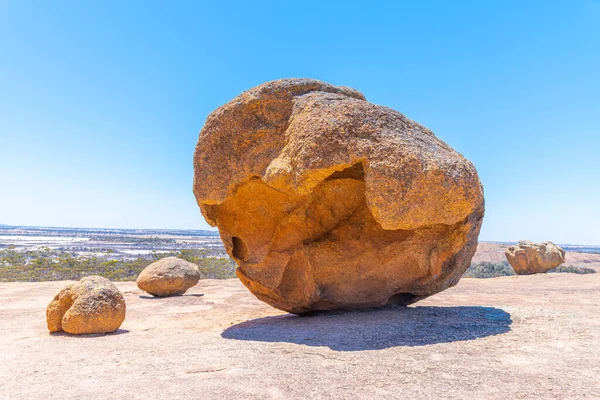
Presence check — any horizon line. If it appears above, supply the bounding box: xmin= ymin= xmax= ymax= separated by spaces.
xmin=1 ymin=223 xmax=599 ymax=247
xmin=0 ymin=223 xmax=218 ymax=233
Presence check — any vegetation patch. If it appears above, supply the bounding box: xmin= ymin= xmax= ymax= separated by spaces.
xmin=2 ymin=246 xmax=596 ymax=282
xmin=464 ymin=261 xmax=597 ymax=278
xmin=548 ymin=265 xmax=596 ymax=274
xmin=463 ymin=261 xmax=516 ymax=278
xmin=0 ymin=247 xmax=236 ymax=282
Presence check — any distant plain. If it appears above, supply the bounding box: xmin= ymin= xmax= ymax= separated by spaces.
xmin=1 ymin=225 xmax=599 ymax=273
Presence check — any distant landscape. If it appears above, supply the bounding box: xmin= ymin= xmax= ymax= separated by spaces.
xmin=0 ymin=224 xmax=233 ymax=282
xmin=1 ymin=224 xmax=598 ymax=282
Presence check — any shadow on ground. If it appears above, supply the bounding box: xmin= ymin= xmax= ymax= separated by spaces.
xmin=50 ymin=329 xmax=130 ymax=337
xmin=222 ymin=306 xmax=511 ymax=351
xmin=138 ymin=293 xmax=204 ymax=299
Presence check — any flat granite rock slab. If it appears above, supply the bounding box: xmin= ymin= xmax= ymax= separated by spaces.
xmin=1 ymin=274 xmax=599 ymax=400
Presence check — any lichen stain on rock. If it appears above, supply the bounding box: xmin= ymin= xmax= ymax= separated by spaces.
xmin=193 ymin=78 xmax=485 ymax=314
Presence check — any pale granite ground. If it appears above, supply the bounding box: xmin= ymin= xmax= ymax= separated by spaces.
xmin=1 ymin=274 xmax=599 ymax=400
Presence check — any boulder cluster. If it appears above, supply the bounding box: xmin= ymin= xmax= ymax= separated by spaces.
xmin=46 ymin=257 xmax=200 ymax=335
xmin=193 ymin=78 xmax=485 ymax=314
xmin=46 ymin=79 xmax=578 ymax=335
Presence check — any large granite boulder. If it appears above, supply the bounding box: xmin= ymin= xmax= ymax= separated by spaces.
xmin=505 ymin=241 xmax=566 ymax=275
xmin=136 ymin=257 xmax=200 ymax=297
xmin=46 ymin=276 xmax=126 ymax=334
xmin=193 ymin=78 xmax=485 ymax=314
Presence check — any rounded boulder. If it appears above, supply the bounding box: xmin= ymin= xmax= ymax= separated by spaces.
xmin=46 ymin=275 xmax=126 ymax=334
xmin=505 ymin=241 xmax=566 ymax=275
xmin=193 ymin=78 xmax=485 ymax=314
xmin=136 ymin=257 xmax=200 ymax=297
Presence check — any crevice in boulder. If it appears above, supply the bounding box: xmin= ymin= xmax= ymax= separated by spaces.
xmin=231 ymin=236 xmax=249 ymax=261
xmin=324 ymin=162 xmax=365 ymax=182
xmin=386 ymin=292 xmax=416 ymax=306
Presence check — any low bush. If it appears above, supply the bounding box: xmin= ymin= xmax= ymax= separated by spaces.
xmin=0 ymin=247 xmax=236 ymax=282
xmin=548 ymin=265 xmax=596 ymax=274
xmin=464 ymin=261 xmax=597 ymax=278
xmin=463 ymin=261 xmax=515 ymax=278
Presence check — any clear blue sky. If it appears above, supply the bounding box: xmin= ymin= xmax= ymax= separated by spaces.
xmin=1 ymin=1 xmax=599 ymax=244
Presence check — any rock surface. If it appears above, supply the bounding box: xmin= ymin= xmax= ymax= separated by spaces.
xmin=136 ymin=257 xmax=200 ymax=297
xmin=46 ymin=275 xmax=126 ymax=334
xmin=193 ymin=78 xmax=485 ymax=313
xmin=505 ymin=241 xmax=566 ymax=275
xmin=3 ymin=275 xmax=600 ymax=400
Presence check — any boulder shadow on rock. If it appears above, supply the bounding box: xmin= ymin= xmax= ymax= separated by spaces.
xmin=50 ymin=329 xmax=130 ymax=338
xmin=138 ymin=293 xmax=204 ymax=300
xmin=221 ymin=306 xmax=512 ymax=351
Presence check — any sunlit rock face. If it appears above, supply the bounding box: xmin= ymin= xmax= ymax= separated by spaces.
xmin=193 ymin=78 xmax=484 ymax=314
xmin=136 ymin=256 xmax=200 ymax=297
xmin=46 ymin=276 xmax=126 ymax=334
xmin=505 ymin=241 xmax=565 ymax=275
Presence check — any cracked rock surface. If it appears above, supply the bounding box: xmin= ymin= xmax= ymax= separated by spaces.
xmin=193 ymin=78 xmax=485 ymax=313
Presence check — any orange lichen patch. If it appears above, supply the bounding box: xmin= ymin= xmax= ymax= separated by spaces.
xmin=193 ymin=78 xmax=484 ymax=313
xmin=46 ymin=276 xmax=126 ymax=334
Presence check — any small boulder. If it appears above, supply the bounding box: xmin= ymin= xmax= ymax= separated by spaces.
xmin=136 ymin=257 xmax=200 ymax=297
xmin=46 ymin=276 xmax=126 ymax=334
xmin=505 ymin=241 xmax=566 ymax=275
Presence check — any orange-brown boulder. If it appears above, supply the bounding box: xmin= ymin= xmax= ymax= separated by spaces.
xmin=193 ymin=78 xmax=485 ymax=314
xmin=46 ymin=276 xmax=126 ymax=334
xmin=505 ymin=241 xmax=566 ymax=275
xmin=136 ymin=256 xmax=200 ymax=297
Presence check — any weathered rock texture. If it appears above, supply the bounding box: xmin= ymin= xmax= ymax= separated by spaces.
xmin=136 ymin=257 xmax=200 ymax=297
xmin=46 ymin=276 xmax=126 ymax=334
xmin=193 ymin=78 xmax=485 ymax=314
xmin=505 ymin=241 xmax=566 ymax=275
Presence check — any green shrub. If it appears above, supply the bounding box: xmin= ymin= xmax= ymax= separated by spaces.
xmin=0 ymin=247 xmax=236 ymax=282
xmin=463 ymin=261 xmax=515 ymax=278
xmin=548 ymin=265 xmax=596 ymax=274
xmin=464 ymin=261 xmax=597 ymax=278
